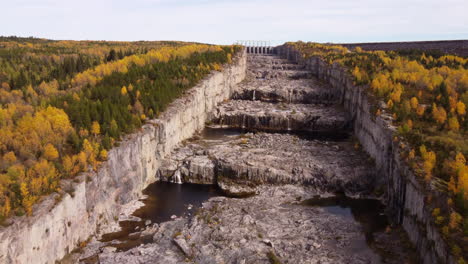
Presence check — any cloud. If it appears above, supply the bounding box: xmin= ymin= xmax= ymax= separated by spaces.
xmin=1 ymin=0 xmax=467 ymax=44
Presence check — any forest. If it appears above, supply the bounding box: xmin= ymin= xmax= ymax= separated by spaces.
xmin=287 ymin=42 xmax=467 ymax=260
xmin=0 ymin=37 xmax=240 ymax=221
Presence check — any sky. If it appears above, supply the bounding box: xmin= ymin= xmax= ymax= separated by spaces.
xmin=2 ymin=0 xmax=467 ymax=45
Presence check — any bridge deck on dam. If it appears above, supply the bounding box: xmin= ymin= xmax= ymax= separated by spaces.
xmin=75 ymin=53 xmax=417 ymax=264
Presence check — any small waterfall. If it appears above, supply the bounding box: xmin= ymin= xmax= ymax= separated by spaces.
xmin=172 ymin=170 xmax=182 ymax=184
xmin=242 ymin=115 xmax=246 ymax=128
xmin=287 ymin=117 xmax=291 ymax=131
xmin=252 ymin=90 xmax=256 ymax=101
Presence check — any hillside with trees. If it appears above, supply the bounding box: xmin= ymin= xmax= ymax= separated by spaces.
xmin=0 ymin=37 xmax=240 ymax=221
xmin=287 ymin=42 xmax=467 ymax=262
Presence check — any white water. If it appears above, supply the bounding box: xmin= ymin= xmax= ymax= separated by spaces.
xmin=173 ymin=170 xmax=183 ymax=184
xmin=252 ymin=90 xmax=256 ymax=101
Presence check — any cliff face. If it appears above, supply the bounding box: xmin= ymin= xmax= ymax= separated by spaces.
xmin=0 ymin=52 xmax=247 ymax=264
xmin=212 ymin=100 xmax=350 ymax=133
xmin=276 ymin=46 xmax=455 ymax=264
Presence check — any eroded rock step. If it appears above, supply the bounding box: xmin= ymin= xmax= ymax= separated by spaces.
xmin=246 ymin=55 xmax=310 ymax=80
xmin=249 ymin=61 xmax=305 ymax=71
xmin=212 ymin=100 xmax=350 ymax=133
xmin=232 ymin=78 xmax=338 ymax=104
xmin=158 ymin=132 xmax=375 ymax=196
xmin=247 ymin=55 xmax=292 ymax=65
xmin=250 ymin=69 xmax=311 ymax=80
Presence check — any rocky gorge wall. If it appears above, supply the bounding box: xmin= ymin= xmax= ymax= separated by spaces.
xmin=0 ymin=51 xmax=247 ymax=264
xmin=277 ymin=45 xmax=455 ymax=264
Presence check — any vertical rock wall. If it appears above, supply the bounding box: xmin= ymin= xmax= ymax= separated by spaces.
xmin=277 ymin=46 xmax=455 ymax=264
xmin=0 ymin=51 xmax=247 ymax=264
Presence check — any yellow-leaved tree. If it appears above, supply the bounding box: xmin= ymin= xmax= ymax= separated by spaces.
xmin=91 ymin=121 xmax=100 ymax=137
xmin=447 ymin=117 xmax=460 ymax=131
xmin=121 ymin=86 xmax=128 ymax=95
xmin=43 ymin=143 xmax=59 ymax=161
xmin=432 ymin=104 xmax=447 ymax=125
xmin=410 ymin=97 xmax=419 ymax=109
xmin=420 ymin=145 xmax=436 ymax=182
xmin=456 ymin=101 xmax=466 ymax=116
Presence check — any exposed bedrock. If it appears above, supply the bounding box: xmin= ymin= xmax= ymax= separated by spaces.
xmin=246 ymin=55 xmax=310 ymax=80
xmin=231 ymin=78 xmax=338 ymax=104
xmin=89 ymin=186 xmax=414 ymax=264
xmin=247 ymin=56 xmax=302 ymax=70
xmin=250 ymin=69 xmax=311 ymax=79
xmin=158 ymin=132 xmax=376 ymax=196
xmin=277 ymin=46 xmax=456 ymax=264
xmin=212 ymin=100 xmax=350 ymax=132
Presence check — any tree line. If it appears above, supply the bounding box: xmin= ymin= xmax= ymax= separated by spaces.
xmin=0 ymin=38 xmax=240 ymax=222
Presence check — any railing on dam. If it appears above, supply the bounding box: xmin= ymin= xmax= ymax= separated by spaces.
xmin=235 ymin=40 xmax=275 ymax=55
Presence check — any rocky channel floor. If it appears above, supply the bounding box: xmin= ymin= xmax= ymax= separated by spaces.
xmin=159 ymin=132 xmax=376 ymax=196
xmin=75 ymin=185 xmax=414 ymax=264
xmin=231 ymin=75 xmax=337 ymax=104
xmin=212 ymin=101 xmax=349 ymax=132
xmin=70 ymin=54 xmax=417 ymax=263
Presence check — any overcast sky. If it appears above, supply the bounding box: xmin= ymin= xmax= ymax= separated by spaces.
xmin=2 ymin=0 xmax=467 ymax=45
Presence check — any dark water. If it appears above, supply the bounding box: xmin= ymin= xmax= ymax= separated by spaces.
xmin=302 ymin=195 xmax=388 ymax=242
xmin=302 ymin=195 xmax=389 ymax=263
xmin=202 ymin=126 xmax=350 ymax=141
xmin=201 ymin=127 xmax=244 ymax=140
xmin=93 ymin=183 xmax=411 ymax=263
xmin=137 ymin=182 xmax=222 ymax=223
xmin=100 ymin=182 xmax=222 ymax=251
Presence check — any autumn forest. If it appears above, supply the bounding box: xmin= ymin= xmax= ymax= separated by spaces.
xmin=0 ymin=37 xmax=239 ymax=220
xmin=1 ymin=36 xmax=467 ymax=262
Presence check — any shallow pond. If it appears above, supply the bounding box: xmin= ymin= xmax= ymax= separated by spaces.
xmin=301 ymin=195 xmax=414 ymax=263
xmin=90 ymin=184 xmax=416 ymax=263
xmin=100 ymin=182 xmax=223 ymax=251
xmin=302 ymin=195 xmax=388 ymax=243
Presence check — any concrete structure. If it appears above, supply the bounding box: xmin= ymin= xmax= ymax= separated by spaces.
xmin=236 ymin=40 xmax=275 ymax=55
